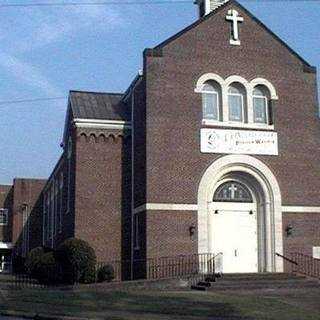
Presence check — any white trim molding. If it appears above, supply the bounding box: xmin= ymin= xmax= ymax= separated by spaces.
xmin=134 ymin=203 xmax=198 ymax=214
xmin=134 ymin=203 xmax=320 ymax=214
xmin=73 ymin=118 xmax=131 ymax=130
xmin=282 ymin=206 xmax=320 ymax=213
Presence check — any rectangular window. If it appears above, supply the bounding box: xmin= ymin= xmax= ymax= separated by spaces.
xmin=203 ymin=92 xmax=218 ymax=120
xmin=228 ymin=94 xmax=243 ymax=122
xmin=59 ymin=173 xmax=63 ymax=233
xmin=22 ymin=205 xmax=29 ymax=257
xmin=134 ymin=214 xmax=140 ymax=250
xmin=313 ymin=247 xmax=320 ymax=259
xmin=46 ymin=195 xmax=50 ymax=241
xmin=0 ymin=209 xmax=8 ymax=225
xmin=67 ymin=137 xmax=72 ymax=214
xmin=253 ymin=96 xmax=267 ymax=124
xmin=42 ymin=194 xmax=47 ymax=245
xmin=48 ymin=185 xmax=54 ymax=240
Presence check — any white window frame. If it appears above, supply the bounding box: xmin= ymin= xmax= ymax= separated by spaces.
xmin=228 ymin=92 xmax=244 ymax=123
xmin=202 ymin=88 xmax=220 ymax=122
xmin=196 ymin=74 xmax=277 ymax=130
xmin=253 ymin=94 xmax=268 ymax=125
xmin=0 ymin=209 xmax=8 ymax=226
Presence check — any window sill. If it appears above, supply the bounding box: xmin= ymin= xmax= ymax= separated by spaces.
xmin=202 ymin=119 xmax=274 ymax=131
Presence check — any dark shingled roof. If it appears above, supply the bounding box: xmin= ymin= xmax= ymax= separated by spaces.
xmin=69 ymin=91 xmax=130 ymax=121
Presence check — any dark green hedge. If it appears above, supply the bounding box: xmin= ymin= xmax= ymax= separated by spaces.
xmin=97 ymin=264 xmax=115 ymax=283
xmin=55 ymin=238 xmax=97 ymax=284
xmin=25 ymin=247 xmax=61 ymax=285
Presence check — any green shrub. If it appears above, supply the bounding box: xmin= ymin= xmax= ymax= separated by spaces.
xmin=97 ymin=264 xmax=115 ymax=283
xmin=25 ymin=247 xmax=61 ymax=285
xmin=55 ymin=238 xmax=97 ymax=284
xmin=35 ymin=251 xmax=61 ymax=285
xmin=25 ymin=247 xmax=45 ymax=278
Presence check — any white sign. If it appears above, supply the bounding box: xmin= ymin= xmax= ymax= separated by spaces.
xmin=201 ymin=128 xmax=278 ymax=155
xmin=226 ymin=9 xmax=244 ymax=46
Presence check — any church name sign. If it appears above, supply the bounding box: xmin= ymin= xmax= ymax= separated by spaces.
xmin=201 ymin=129 xmax=278 ymax=155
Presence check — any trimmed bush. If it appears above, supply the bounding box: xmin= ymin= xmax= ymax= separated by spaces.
xmin=25 ymin=247 xmax=61 ymax=285
xmin=97 ymin=264 xmax=115 ymax=283
xmin=25 ymin=247 xmax=45 ymax=278
xmin=35 ymin=251 xmax=61 ymax=285
xmin=56 ymin=238 xmax=97 ymax=284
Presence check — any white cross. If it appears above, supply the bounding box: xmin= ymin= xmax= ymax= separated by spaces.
xmin=228 ymin=184 xmax=238 ymax=199
xmin=226 ymin=9 xmax=244 ymax=46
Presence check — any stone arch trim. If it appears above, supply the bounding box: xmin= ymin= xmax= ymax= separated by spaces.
xmin=195 ymin=73 xmax=225 ymax=92
xmin=197 ymin=155 xmax=283 ymax=272
xmin=250 ymin=77 xmax=278 ymax=100
xmin=225 ymin=75 xmax=251 ymax=92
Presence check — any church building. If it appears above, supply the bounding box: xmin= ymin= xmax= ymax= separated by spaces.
xmin=1 ymin=0 xmax=320 ymax=278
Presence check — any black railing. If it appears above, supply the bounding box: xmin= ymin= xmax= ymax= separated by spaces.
xmin=291 ymin=252 xmax=320 ymax=279
xmin=275 ymin=252 xmax=298 ymax=266
xmin=146 ymin=253 xmax=215 ymax=281
xmin=13 ymin=253 xmax=217 ymax=289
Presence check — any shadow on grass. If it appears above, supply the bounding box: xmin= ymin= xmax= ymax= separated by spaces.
xmin=0 ymin=289 xmax=253 ymax=319
xmin=107 ymin=292 xmax=238 ymax=318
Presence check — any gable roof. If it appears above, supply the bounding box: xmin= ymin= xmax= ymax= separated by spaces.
xmin=154 ymin=0 xmax=315 ymax=71
xmin=69 ymin=91 xmax=129 ymax=121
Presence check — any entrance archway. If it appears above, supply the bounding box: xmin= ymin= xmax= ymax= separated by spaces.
xmin=197 ymin=155 xmax=283 ymax=273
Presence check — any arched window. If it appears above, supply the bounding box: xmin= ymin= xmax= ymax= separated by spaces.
xmin=253 ymin=85 xmax=270 ymax=124
xmin=213 ymin=181 xmax=253 ymax=203
xmin=228 ymin=83 xmax=246 ymax=122
xmin=201 ymin=81 xmax=221 ymax=121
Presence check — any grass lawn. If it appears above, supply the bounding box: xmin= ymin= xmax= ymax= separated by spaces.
xmin=0 ymin=287 xmax=319 ymax=320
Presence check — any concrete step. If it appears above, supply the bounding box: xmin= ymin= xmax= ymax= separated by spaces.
xmin=197 ymin=281 xmax=211 ymax=287
xmin=219 ymin=273 xmax=305 ymax=280
xmin=216 ymin=275 xmax=307 ymax=283
xmin=207 ymin=279 xmax=319 ymax=291
xmin=191 ymin=273 xmax=319 ymax=292
xmin=191 ymin=284 xmax=207 ymax=291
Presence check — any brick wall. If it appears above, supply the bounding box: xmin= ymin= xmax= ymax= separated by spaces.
xmin=12 ymin=178 xmax=46 ymax=256
xmin=0 ymin=185 xmax=13 ymax=243
xmin=146 ymin=211 xmax=198 ymax=259
xmin=283 ymin=213 xmax=320 ymax=254
xmin=74 ymin=127 xmax=131 ymax=264
xmin=138 ymin=2 xmax=319 ymax=259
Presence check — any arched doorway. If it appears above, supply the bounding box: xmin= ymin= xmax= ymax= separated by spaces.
xmin=198 ymin=155 xmax=283 ymax=273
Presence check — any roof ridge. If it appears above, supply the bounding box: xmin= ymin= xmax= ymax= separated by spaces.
xmin=70 ymin=90 xmax=124 ymax=96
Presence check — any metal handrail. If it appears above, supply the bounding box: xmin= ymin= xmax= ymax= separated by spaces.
xmin=208 ymin=252 xmax=223 ymax=264
xmin=275 ymin=252 xmax=298 ymax=265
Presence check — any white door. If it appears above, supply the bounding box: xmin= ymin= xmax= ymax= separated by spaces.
xmin=211 ymin=202 xmax=258 ymax=273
